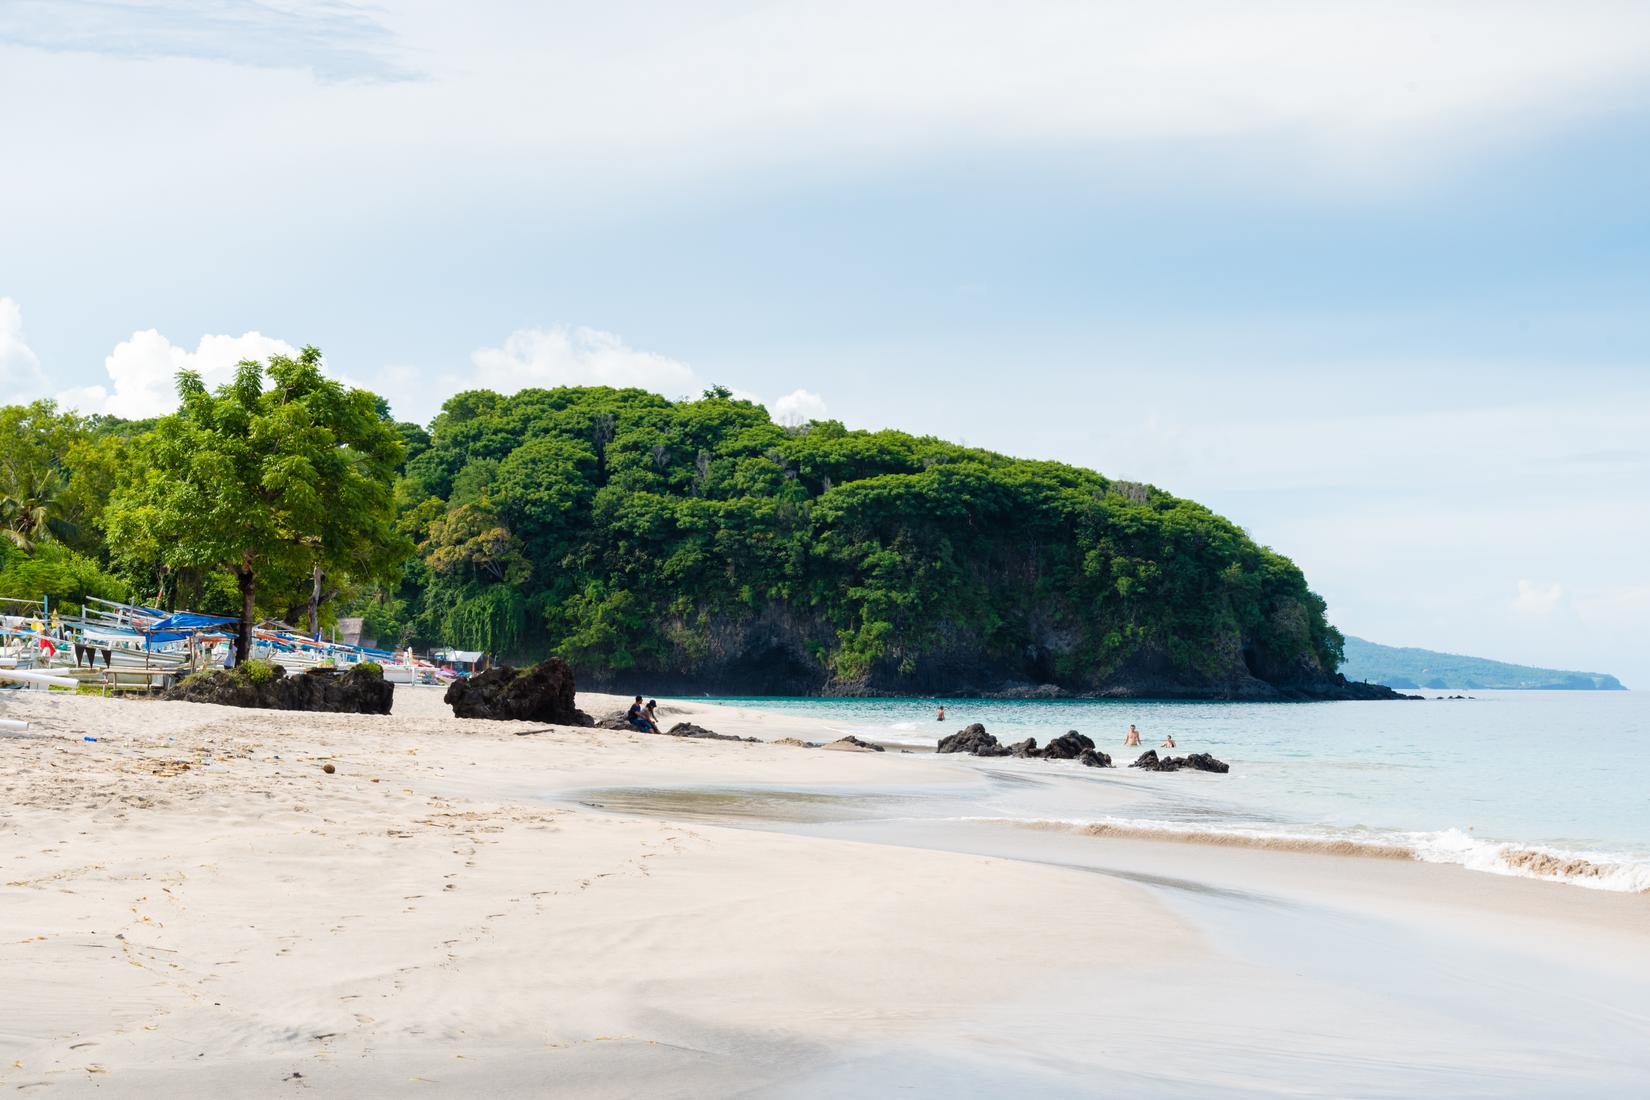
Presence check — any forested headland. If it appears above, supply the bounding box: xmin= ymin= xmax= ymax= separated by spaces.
xmin=2 ymin=358 xmax=1396 ymax=699
xmin=1341 ymin=636 xmax=1625 ymax=691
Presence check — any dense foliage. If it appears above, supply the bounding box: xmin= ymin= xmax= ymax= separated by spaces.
xmin=105 ymin=349 xmax=408 ymax=659
xmin=0 ymin=402 xmax=135 ymax=611
xmin=1 ymin=379 xmax=1348 ymax=696
xmin=368 ymin=386 xmax=1344 ymax=694
xmin=0 ymin=355 xmax=404 ymax=656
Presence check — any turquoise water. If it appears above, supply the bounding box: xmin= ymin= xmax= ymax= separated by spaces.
xmin=695 ymin=690 xmax=1650 ymax=891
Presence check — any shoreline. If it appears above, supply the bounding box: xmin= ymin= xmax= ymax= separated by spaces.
xmin=671 ymin=691 xmax=1650 ymax=894
xmin=13 ymin=685 xmax=1650 ymax=892
xmin=3 ymin=688 xmax=1646 ymax=1095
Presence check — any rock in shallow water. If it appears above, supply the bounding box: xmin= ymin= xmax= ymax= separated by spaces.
xmin=1041 ymin=730 xmax=1096 ymax=760
xmin=936 ymin=723 xmax=1009 ymax=756
xmin=1129 ymin=749 xmax=1228 ymax=773
xmin=937 ymin=725 xmax=1113 ymax=768
xmin=1130 ymin=749 xmax=1171 ymax=771
xmin=1182 ymin=752 xmax=1230 ymax=774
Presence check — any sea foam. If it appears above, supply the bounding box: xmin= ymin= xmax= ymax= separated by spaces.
xmin=1406 ymin=828 xmax=1650 ymax=893
xmin=977 ymin=816 xmax=1650 ymax=893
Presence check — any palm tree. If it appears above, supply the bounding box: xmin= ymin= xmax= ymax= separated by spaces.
xmin=0 ymin=497 xmax=19 ymax=549
xmin=0 ymin=469 xmax=76 ymax=552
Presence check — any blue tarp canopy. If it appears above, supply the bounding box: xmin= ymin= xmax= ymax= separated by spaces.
xmin=144 ymin=613 xmax=238 ymax=633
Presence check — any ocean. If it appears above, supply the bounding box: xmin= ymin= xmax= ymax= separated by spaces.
xmin=693 ymin=689 xmax=1650 ymax=892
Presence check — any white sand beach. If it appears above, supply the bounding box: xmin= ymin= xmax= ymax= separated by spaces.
xmin=3 ymin=689 xmax=1647 ymax=1097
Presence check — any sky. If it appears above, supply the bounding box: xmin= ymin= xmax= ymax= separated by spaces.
xmin=2 ymin=0 xmax=1648 ymax=685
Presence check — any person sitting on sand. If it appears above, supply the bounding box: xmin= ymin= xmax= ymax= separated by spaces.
xmin=645 ymin=699 xmax=662 ymax=730
xmin=625 ymin=696 xmax=659 ymax=733
xmin=1124 ymin=724 xmax=1141 ymax=747
xmin=1161 ymin=733 xmax=1176 ymax=749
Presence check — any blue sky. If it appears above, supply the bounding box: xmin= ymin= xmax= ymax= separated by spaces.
xmin=2 ymin=1 xmax=1648 ymax=684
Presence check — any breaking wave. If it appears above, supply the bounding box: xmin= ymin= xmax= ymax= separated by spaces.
xmin=1406 ymin=828 xmax=1650 ymax=894
xmin=986 ymin=817 xmax=1650 ymax=892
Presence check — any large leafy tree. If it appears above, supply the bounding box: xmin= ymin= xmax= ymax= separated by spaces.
xmin=107 ymin=348 xmax=409 ymax=661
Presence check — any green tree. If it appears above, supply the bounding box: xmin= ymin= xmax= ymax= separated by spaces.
xmin=0 ymin=401 xmax=97 ymax=553
xmin=0 ymin=539 xmax=126 ymax=610
xmin=106 ymin=348 xmax=409 ymax=661
xmin=1 ymin=467 xmax=79 ymax=551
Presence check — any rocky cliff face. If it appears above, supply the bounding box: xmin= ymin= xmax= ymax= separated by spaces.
xmin=577 ymin=601 xmax=1410 ymax=701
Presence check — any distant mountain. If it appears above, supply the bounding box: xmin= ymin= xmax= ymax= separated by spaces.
xmin=1341 ymin=636 xmax=1626 ymax=691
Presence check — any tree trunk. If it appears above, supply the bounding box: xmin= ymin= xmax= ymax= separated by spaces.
xmin=308 ymin=565 xmax=324 ymax=640
xmin=237 ymin=566 xmax=256 ymax=664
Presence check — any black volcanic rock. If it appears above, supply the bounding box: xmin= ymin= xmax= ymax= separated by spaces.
xmin=1129 ymin=749 xmax=1229 ymax=773
xmin=165 ymin=662 xmax=393 ymax=715
xmin=576 ymin=630 xmax=1421 ymax=701
xmin=665 ymin=721 xmax=758 ymax=743
xmin=1129 ymin=750 xmax=1177 ymax=772
xmin=444 ymin=657 xmax=592 ymax=725
xmin=1041 ymin=730 xmax=1096 ymax=760
xmin=942 ymin=725 xmax=1120 ymax=769
xmin=823 ymin=734 xmax=885 ymax=752
xmin=936 ymin=723 xmax=1009 ymax=756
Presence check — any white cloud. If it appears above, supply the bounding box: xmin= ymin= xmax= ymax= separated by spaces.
xmin=507 ymin=1 xmax=1650 ymax=179
xmin=58 ymin=330 xmax=300 ymax=418
xmin=467 ymin=326 xmax=699 ymax=399
xmin=463 ymin=325 xmax=809 ymax=418
xmin=771 ymin=388 xmax=828 ymax=426
xmin=0 ymin=297 xmax=48 ymax=400
xmin=1512 ymin=579 xmax=1566 ymax=619
xmin=11 ymin=0 xmax=1650 ymax=229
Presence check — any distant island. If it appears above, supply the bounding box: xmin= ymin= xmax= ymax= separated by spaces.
xmin=1341 ymin=636 xmax=1626 ymax=691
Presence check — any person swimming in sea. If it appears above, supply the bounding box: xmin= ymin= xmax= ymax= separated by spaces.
xmin=1160 ymin=732 xmax=1176 ymax=749
xmin=1124 ymin=724 xmax=1141 ymax=747
xmin=936 ymin=705 xmax=946 ymax=722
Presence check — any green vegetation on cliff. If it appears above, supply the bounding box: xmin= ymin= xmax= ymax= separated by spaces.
xmin=1 ymin=378 xmax=1361 ymax=698
xmin=370 ymin=385 xmax=1347 ymax=696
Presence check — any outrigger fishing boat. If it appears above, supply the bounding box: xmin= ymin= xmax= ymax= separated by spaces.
xmin=1 ymin=596 xmax=451 ymax=691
